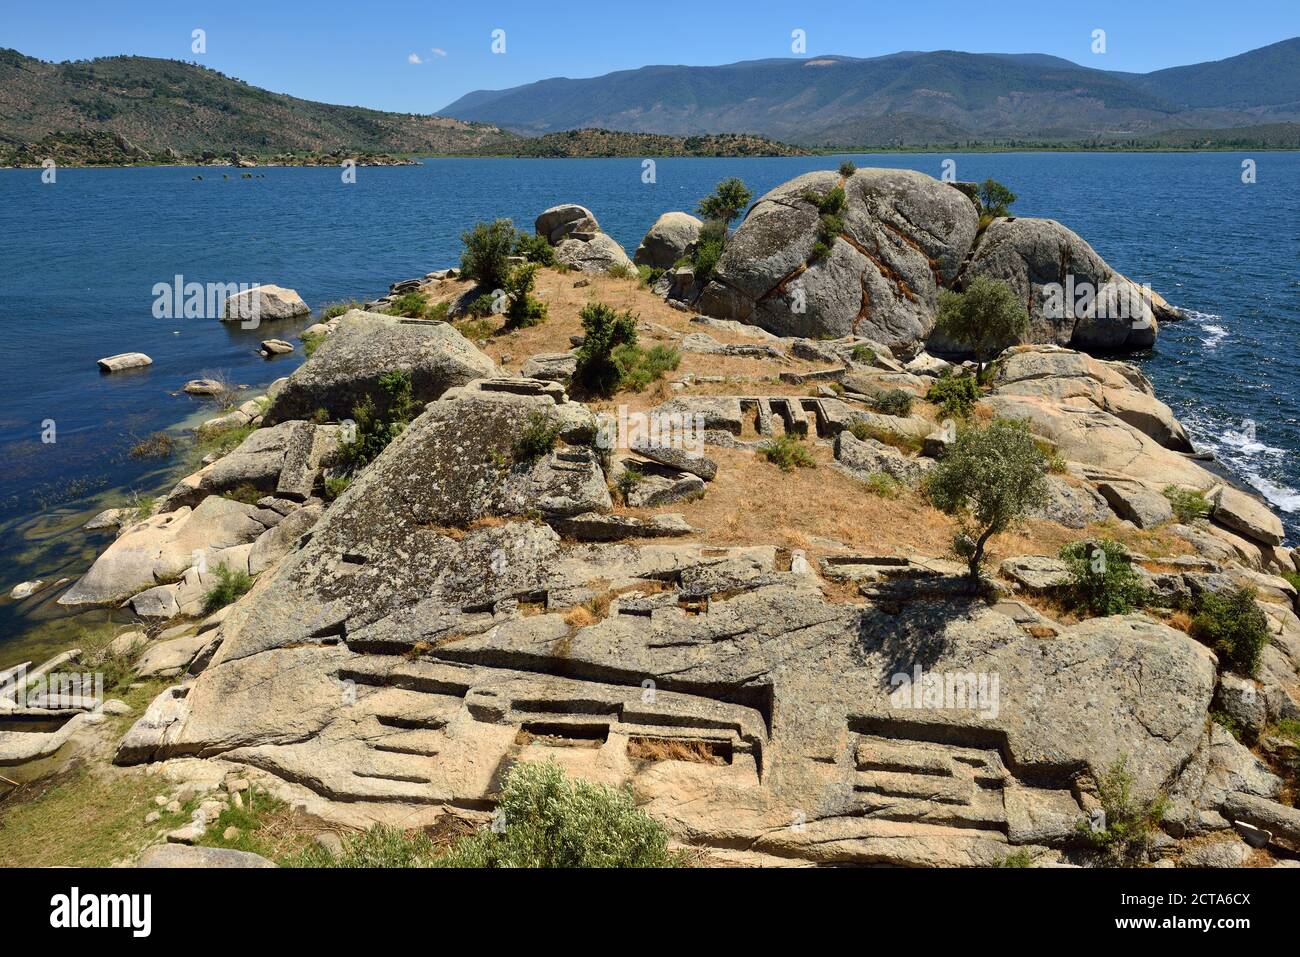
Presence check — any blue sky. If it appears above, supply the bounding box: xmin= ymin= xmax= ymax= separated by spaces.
xmin=3 ymin=0 xmax=1297 ymax=114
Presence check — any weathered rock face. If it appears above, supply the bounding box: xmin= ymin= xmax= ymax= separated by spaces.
xmin=697 ymin=169 xmax=979 ymax=352
xmin=110 ymin=373 xmax=1235 ymax=866
xmin=535 ymin=204 xmax=634 ymax=274
xmin=950 ymin=218 xmax=1156 ymax=353
xmin=262 ymin=310 xmax=496 ymax=424
xmin=634 ymin=212 xmax=703 ymax=269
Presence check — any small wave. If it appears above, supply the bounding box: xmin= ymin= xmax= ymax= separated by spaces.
xmin=1245 ymin=474 xmax=1300 ymax=514
xmin=1179 ymin=309 xmax=1228 ymax=347
xmin=1219 ymin=426 xmax=1286 ymax=458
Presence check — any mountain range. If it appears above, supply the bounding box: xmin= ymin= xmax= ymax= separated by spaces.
xmin=441 ymin=39 xmax=1300 ymax=145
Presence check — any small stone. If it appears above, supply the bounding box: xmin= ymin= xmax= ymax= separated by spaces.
xmin=97 ymin=352 xmax=152 ymax=373
xmin=165 ymin=800 xmax=181 ymax=814
xmin=145 ymin=811 xmax=161 ymax=824
xmin=153 ymin=795 xmax=169 ymax=807
xmin=223 ymin=826 xmax=241 ymax=841
xmin=9 ymin=580 xmax=44 ymax=600
xmin=101 ymin=699 xmax=131 ymax=716
xmin=165 ymin=824 xmax=206 ymax=845
xmin=314 ymin=832 xmax=344 ymax=858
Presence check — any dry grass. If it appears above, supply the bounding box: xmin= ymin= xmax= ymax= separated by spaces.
xmin=627 ymin=737 xmax=727 ymax=765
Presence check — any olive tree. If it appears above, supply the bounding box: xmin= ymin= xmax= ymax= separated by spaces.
xmin=935 ymin=275 xmax=1029 ymax=373
xmin=926 ymin=418 xmax=1048 ymax=582
xmin=978 ymin=178 xmax=1017 ymax=217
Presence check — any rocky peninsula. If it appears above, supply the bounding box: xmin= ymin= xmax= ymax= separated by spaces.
xmin=3 ymin=166 xmax=1298 ymax=869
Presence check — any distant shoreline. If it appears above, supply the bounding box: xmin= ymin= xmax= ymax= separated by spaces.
xmin=5 ymin=145 xmax=1299 ymax=170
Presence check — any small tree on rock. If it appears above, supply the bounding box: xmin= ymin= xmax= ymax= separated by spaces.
xmin=978 ymin=178 xmax=1017 ymax=217
xmin=935 ymin=276 xmax=1029 ymax=373
xmin=696 ymin=177 xmax=752 ymax=227
xmin=573 ymin=301 xmax=638 ymax=397
xmin=926 ymin=418 xmax=1048 ymax=582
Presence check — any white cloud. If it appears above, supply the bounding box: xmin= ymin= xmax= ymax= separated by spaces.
xmin=431 ymin=48 xmax=447 ymax=58
xmin=407 ymin=53 xmax=423 ymax=65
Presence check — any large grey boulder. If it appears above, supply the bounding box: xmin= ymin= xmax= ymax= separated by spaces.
xmin=697 ymin=169 xmax=979 ymax=352
xmin=535 ymin=204 xmax=599 ymax=244
xmin=1211 ymin=485 xmax=1285 ymax=547
xmin=951 ymin=218 xmax=1156 ymax=353
xmin=535 ymin=204 xmax=634 ymax=275
xmin=634 ymin=211 xmax=703 ymax=269
xmin=220 ymin=284 xmax=309 ymax=323
xmin=263 ymin=310 xmax=495 ymax=424
xmin=138 ymin=844 xmax=276 ymax=868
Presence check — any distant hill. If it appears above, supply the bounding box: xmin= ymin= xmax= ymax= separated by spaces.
xmin=0 ymin=48 xmax=516 ymax=162
xmin=461 ymin=128 xmax=807 ymax=157
xmin=441 ymin=40 xmax=1300 ymax=145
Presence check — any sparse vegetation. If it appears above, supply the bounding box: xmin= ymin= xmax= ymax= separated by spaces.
xmin=850 ymin=344 xmax=877 ymax=365
xmin=301 ymin=331 xmax=325 ymax=357
xmin=615 ymin=464 xmax=645 ymax=503
xmin=606 ymin=261 xmax=637 ymax=280
xmin=512 ymin=410 xmax=560 ymax=463
xmin=1059 ymin=539 xmax=1148 ymax=616
xmin=760 ymin=433 xmax=816 ymax=471
xmin=459 ymin=218 xmax=516 ymax=291
xmin=689 ymin=218 xmax=729 ymax=284
xmin=925 ymin=418 xmax=1048 ymax=581
xmin=934 ymin=276 xmax=1029 ymax=373
xmin=203 ymin=562 xmax=253 ymax=613
xmin=1162 ymin=485 xmax=1211 ymax=523
xmin=128 ymin=431 xmax=175 ymax=459
xmin=324 ymin=475 xmax=351 ymax=501
xmin=1190 ymin=587 xmax=1269 ymax=677
xmin=926 ymin=372 xmax=981 ymax=419
xmin=336 ymin=370 xmax=417 ymax=473
xmin=838 ymin=160 xmax=857 ymax=177
xmin=871 ymin=388 xmax=914 ymax=417
xmin=319 ymin=300 xmax=361 ymax=320
xmin=613 ymin=343 xmax=680 ymax=393
xmin=1076 ymin=756 xmax=1168 ymax=865
xmin=387 ymin=290 xmax=431 ymax=318
xmin=195 ymin=421 xmax=255 ymax=457
xmin=863 ymin=473 xmax=903 ymax=498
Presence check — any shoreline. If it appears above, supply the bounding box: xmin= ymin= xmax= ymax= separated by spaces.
xmin=5 ymin=146 xmax=1300 ymax=170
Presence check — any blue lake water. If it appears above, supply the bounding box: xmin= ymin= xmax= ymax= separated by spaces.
xmin=1 ymin=152 xmax=1297 ymax=655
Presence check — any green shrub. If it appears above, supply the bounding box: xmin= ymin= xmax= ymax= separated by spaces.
xmin=926 ymin=374 xmax=980 ymax=419
xmin=426 ymin=300 xmax=450 ymax=322
xmin=319 ymin=300 xmax=361 ymax=320
xmin=863 ymin=473 xmax=902 ymax=498
xmin=809 ymin=239 xmax=831 ymax=262
xmin=438 ymin=761 xmax=679 ymax=867
xmin=1191 ymin=587 xmax=1269 ymax=676
xmin=512 ymin=410 xmax=560 ymax=463
xmin=502 ymin=263 xmax=548 ymax=330
xmin=606 ymin=261 xmax=637 ymax=280
xmin=323 ymin=475 xmax=351 ymax=501
xmin=851 ymin=344 xmax=877 ymax=365
xmin=1076 ymin=756 xmax=1168 ymax=865
xmin=696 ymin=177 xmax=752 ymax=226
xmin=613 ymin=343 xmax=680 ymax=392
xmin=291 ymin=761 xmax=680 ymax=868
xmin=934 ymin=276 xmax=1029 ymax=372
xmin=301 ymin=331 xmax=325 ymax=357
xmin=1282 ymin=571 xmax=1300 ymax=594
xmin=872 ymin=388 xmax=914 ymax=417
xmin=128 ymin=431 xmax=176 ymax=459
xmin=464 ymin=293 xmax=499 ymax=319
xmin=573 ymin=302 xmax=639 ymax=397
xmin=459 ymin=218 xmax=516 ymax=290
xmin=1162 ymin=485 xmax=1210 ymax=523
xmin=1059 ymin=539 xmax=1148 ymax=616
xmin=337 ymin=370 xmax=417 ymax=473
xmin=690 ymin=219 xmax=728 ymax=284
xmin=203 ymin=562 xmax=253 ymax=613
xmin=387 ymin=290 xmax=430 ymax=318
xmin=996 ymin=849 xmax=1033 ymax=868
xmin=926 ymin=418 xmax=1048 ymax=580
xmin=615 ymin=464 xmax=644 ymax=503
xmin=513 ymin=230 xmax=556 ymax=267
xmin=760 ymin=433 xmax=816 ymax=471
xmin=195 ymin=421 xmax=255 ymax=457
xmin=838 ymin=160 xmax=857 ymax=177
xmin=636 ymin=264 xmax=664 ymax=287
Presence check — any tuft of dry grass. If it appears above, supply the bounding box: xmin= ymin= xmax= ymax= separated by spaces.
xmin=627 ymin=737 xmax=727 ymax=765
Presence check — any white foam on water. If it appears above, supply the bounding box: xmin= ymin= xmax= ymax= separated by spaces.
xmin=1245 ymin=473 xmax=1300 ymax=514
xmin=1180 ymin=309 xmax=1228 ymax=348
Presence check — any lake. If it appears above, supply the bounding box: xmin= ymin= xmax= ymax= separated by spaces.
xmin=1 ymin=152 xmax=1297 ymax=659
